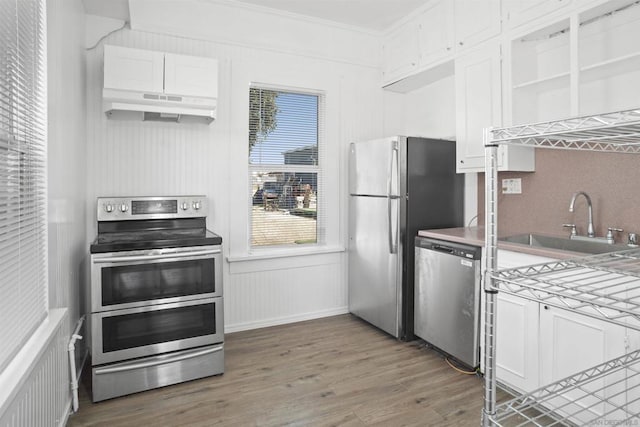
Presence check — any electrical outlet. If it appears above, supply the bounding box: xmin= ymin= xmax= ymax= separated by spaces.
xmin=502 ymin=178 xmax=522 ymax=194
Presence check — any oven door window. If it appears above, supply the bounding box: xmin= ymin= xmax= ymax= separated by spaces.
xmin=102 ymin=303 xmax=216 ymax=353
xmin=101 ymin=258 xmax=215 ymax=306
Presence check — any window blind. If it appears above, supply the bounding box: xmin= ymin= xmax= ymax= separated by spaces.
xmin=0 ymin=0 xmax=48 ymax=373
xmin=248 ymin=87 xmax=325 ymax=248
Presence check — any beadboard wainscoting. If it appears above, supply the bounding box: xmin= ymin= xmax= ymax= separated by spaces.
xmin=0 ymin=310 xmax=69 ymax=427
xmin=226 ymin=253 xmax=347 ymax=332
xmin=84 ymin=3 xmax=384 ymax=334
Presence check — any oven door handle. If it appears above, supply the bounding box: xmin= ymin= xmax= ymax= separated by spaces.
xmin=93 ymin=248 xmax=221 ymax=264
xmin=93 ymin=345 xmax=224 ymax=375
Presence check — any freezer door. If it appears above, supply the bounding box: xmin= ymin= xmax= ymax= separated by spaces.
xmin=348 ymin=195 xmax=401 ymax=337
xmin=349 ymin=137 xmax=402 ymax=197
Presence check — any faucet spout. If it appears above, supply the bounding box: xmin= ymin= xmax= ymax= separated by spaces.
xmin=569 ymin=191 xmax=595 ymax=237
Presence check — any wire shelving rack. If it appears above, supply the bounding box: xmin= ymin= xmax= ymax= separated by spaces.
xmin=482 ymin=107 xmax=640 ymax=426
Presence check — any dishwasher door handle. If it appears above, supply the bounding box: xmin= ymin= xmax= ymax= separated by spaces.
xmin=432 ymin=244 xmax=455 ymax=254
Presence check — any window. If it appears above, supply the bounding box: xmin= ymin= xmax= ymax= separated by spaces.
xmin=0 ymin=0 xmax=48 ymax=372
xmin=248 ymin=87 xmax=324 ymax=248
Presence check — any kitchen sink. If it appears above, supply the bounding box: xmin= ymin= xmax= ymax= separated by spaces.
xmin=499 ymin=233 xmax=629 ymax=254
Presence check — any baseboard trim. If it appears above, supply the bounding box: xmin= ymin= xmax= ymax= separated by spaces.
xmin=59 ymin=402 xmax=72 ymax=427
xmin=225 ymin=307 xmax=349 ymax=333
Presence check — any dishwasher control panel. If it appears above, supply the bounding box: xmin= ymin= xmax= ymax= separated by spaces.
xmin=415 ymin=237 xmax=481 ymax=260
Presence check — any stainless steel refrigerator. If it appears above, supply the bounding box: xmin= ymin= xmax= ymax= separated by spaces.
xmin=348 ymin=136 xmax=464 ymax=340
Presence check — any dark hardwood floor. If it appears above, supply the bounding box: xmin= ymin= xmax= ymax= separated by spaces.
xmin=68 ymin=314 xmax=489 ymax=426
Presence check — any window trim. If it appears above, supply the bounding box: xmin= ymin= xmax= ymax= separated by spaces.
xmin=247 ymin=84 xmax=326 ymax=253
xmin=0 ymin=0 xmax=49 ymax=375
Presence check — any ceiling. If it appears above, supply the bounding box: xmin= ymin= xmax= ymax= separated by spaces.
xmin=82 ymin=0 xmax=426 ymax=32
xmin=230 ymin=0 xmax=426 ymax=31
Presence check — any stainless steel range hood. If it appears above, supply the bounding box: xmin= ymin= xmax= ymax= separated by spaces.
xmin=103 ymin=88 xmax=216 ymax=124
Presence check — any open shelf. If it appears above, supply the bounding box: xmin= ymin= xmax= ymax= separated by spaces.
xmin=489 ymin=349 xmax=640 ymax=426
xmin=509 ymin=18 xmax=570 ymax=126
xmin=484 ymin=106 xmax=640 ymax=426
xmin=580 ymin=51 xmax=640 ymax=75
xmin=512 ymin=71 xmax=569 ymax=91
xmin=491 ymin=248 xmax=640 ymax=331
xmin=488 ymin=108 xmax=640 ymax=153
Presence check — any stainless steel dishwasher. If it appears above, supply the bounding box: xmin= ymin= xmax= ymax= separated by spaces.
xmin=414 ymin=236 xmax=481 ymax=368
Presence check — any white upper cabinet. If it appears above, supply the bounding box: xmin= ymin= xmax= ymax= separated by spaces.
xmin=503 ymin=0 xmax=572 ymax=29
xmin=382 ymin=22 xmax=420 ymax=85
xmin=455 ymin=40 xmax=535 ymax=172
xmin=454 ymin=0 xmax=501 ymax=50
xmin=103 ymin=45 xmax=164 ymax=93
xmin=104 ymin=45 xmax=218 ymax=98
xmin=417 ymin=0 xmax=454 ymax=66
xmin=505 ymin=0 xmax=640 ymax=124
xmin=507 ymin=19 xmax=571 ymax=125
xmin=381 ymin=0 xmax=500 ymax=90
xmin=455 ymin=42 xmax=500 ymax=172
xmin=164 ymin=53 xmax=218 ymax=98
xmin=455 ymin=41 xmax=500 ymax=172
xmin=578 ymin=0 xmax=640 ymax=116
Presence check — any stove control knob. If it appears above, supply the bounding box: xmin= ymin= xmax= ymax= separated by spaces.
xmin=181 ymin=202 xmax=189 ymax=211
xmin=193 ymin=201 xmax=201 ymax=210
xmin=105 ymin=203 xmax=114 ymax=213
xmin=119 ymin=203 xmax=128 ymax=213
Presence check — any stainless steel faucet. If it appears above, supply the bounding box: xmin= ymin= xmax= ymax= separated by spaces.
xmin=569 ymin=191 xmax=595 ymax=237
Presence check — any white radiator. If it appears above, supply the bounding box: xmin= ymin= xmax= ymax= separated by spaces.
xmin=0 ymin=309 xmax=70 ymax=427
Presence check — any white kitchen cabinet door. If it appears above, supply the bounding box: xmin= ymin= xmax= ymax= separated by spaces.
xmin=382 ymin=22 xmax=420 ymax=85
xmin=455 ymin=41 xmax=502 ymax=172
xmin=164 ymin=53 xmax=218 ymax=98
xmin=539 ymin=306 xmax=627 ymax=424
xmin=456 ymin=41 xmax=535 ymax=173
xmin=417 ymin=0 xmax=454 ymax=67
xmin=626 ymin=327 xmax=640 ymax=419
xmin=578 ymin=0 xmax=640 ymax=116
xmin=454 ymin=0 xmax=501 ymax=51
xmin=496 ymin=292 xmax=540 ymax=393
xmin=103 ymin=45 xmax=164 ymax=94
xmin=483 ymin=250 xmax=555 ymax=392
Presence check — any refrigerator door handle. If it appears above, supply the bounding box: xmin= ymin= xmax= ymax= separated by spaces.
xmin=388 ymin=140 xmax=399 ymax=198
xmin=388 ymin=142 xmax=399 ymax=254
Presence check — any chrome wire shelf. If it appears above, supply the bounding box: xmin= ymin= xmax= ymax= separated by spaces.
xmin=489 ymin=350 xmax=640 ymax=426
xmin=491 ymin=248 xmax=640 ymax=331
xmin=488 ymin=108 xmax=640 ymax=153
xmin=482 ymin=107 xmax=640 ymax=427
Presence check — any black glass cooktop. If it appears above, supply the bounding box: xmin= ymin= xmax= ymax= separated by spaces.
xmin=90 ymin=218 xmax=222 ymax=253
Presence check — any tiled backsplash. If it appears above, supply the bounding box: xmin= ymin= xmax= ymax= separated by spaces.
xmin=478 ymin=149 xmax=640 ymax=243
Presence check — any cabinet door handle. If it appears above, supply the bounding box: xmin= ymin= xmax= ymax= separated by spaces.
xmin=544 ymin=305 xmax=549 ymax=310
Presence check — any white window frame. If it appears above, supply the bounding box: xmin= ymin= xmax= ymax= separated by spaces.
xmin=247 ymin=84 xmax=326 ymax=253
xmin=0 ymin=0 xmax=49 ymax=374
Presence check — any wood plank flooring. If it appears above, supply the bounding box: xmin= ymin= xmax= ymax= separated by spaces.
xmin=67 ymin=314 xmax=490 ymax=426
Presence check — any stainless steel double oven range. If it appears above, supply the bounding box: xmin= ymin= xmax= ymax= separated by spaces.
xmin=89 ymin=195 xmax=224 ymax=402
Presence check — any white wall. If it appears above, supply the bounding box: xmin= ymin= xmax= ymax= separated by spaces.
xmin=386 ymin=74 xmax=478 ymax=225
xmin=48 ymin=0 xmax=87 ymax=320
xmin=396 ymin=75 xmax=456 ymax=139
xmin=85 ymin=2 xmax=385 ymax=331
xmin=4 ymin=0 xmax=90 ymax=423
xmin=128 ymin=0 xmax=381 ymax=68
xmin=49 ymin=0 xmax=88 ymax=416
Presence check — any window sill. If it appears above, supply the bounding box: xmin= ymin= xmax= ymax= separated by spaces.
xmin=227 ymin=245 xmax=345 ymax=263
